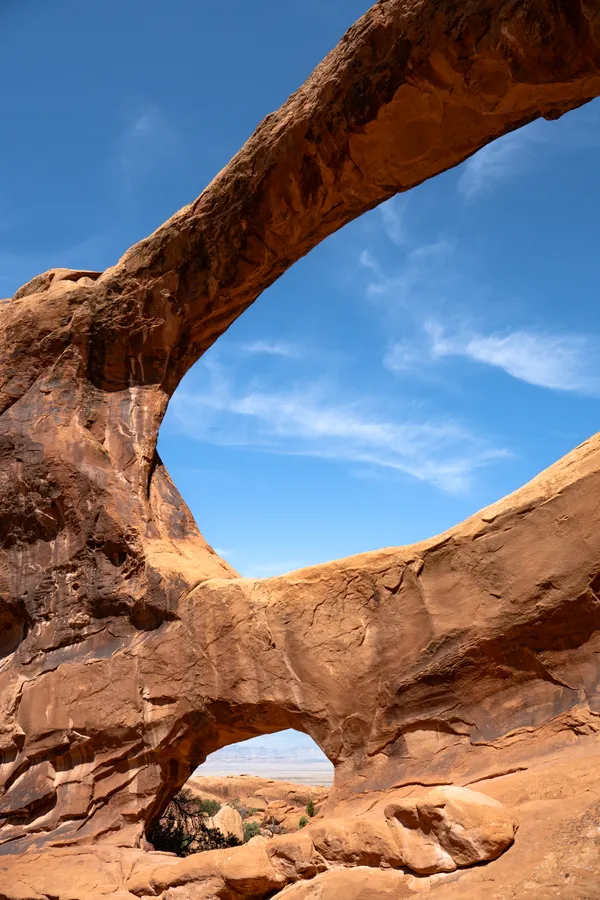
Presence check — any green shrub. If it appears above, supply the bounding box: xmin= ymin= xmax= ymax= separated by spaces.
xmin=148 ymin=789 xmax=240 ymax=857
xmin=231 ymin=801 xmax=262 ymax=820
xmin=298 ymin=816 xmax=309 ymax=829
xmin=230 ymin=798 xmax=249 ymax=819
xmin=306 ymin=799 xmax=315 ymax=817
xmin=243 ymin=821 xmax=261 ymax=842
xmin=198 ymin=798 xmax=221 ymax=817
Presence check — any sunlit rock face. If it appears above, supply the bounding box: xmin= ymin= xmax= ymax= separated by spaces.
xmin=1 ymin=0 xmax=600 ymax=896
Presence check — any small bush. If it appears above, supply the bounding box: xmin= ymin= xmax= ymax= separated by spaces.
xmin=298 ymin=816 xmax=309 ymax=829
xmin=231 ymin=801 xmax=262 ymax=820
xmin=197 ymin=798 xmax=221 ymax=817
xmin=230 ymin=798 xmax=249 ymax=819
xmin=148 ymin=789 xmax=240 ymax=857
xmin=243 ymin=821 xmax=261 ymax=842
xmin=306 ymin=799 xmax=315 ymax=817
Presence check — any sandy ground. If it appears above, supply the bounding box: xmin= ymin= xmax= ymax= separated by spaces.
xmin=194 ymin=760 xmax=334 ymax=786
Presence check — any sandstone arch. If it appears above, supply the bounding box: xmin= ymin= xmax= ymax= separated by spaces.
xmin=1 ymin=0 xmax=600 ymax=895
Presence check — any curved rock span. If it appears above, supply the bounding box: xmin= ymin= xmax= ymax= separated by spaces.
xmin=1 ymin=0 xmax=600 ymax=897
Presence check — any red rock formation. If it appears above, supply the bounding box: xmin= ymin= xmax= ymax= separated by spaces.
xmin=0 ymin=747 xmax=598 ymax=898
xmin=186 ymin=775 xmax=330 ymax=834
xmin=1 ymin=0 xmax=600 ymax=896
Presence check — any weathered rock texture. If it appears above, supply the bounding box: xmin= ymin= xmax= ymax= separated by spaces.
xmin=209 ymin=805 xmax=245 ymax=844
xmin=0 ymin=750 xmax=598 ymax=899
xmin=0 ymin=786 xmax=516 ymax=899
xmin=385 ymin=786 xmax=518 ymax=874
xmin=1 ymin=0 xmax=600 ymax=895
xmin=187 ymin=775 xmax=330 ymax=834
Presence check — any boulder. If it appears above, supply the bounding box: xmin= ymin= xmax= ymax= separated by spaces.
xmin=219 ymin=840 xmax=287 ymax=897
xmin=385 ymin=786 xmax=518 ymax=874
xmin=210 ymin=804 xmax=245 ymax=843
xmin=268 ymin=832 xmax=327 ymax=882
xmin=307 ymin=818 xmax=402 ymax=869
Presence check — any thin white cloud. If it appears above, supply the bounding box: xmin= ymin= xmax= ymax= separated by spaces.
xmin=359 ymin=238 xmax=454 ymax=314
xmin=458 ymin=131 xmax=527 ymax=202
xmin=359 ymin=248 xmax=380 ymax=275
xmin=379 ymin=196 xmax=407 ymax=246
xmin=213 ymin=547 xmax=234 ymax=559
xmin=386 ymin=320 xmax=600 ymax=396
xmin=240 ymin=340 xmax=304 ymax=359
xmin=432 ymin=324 xmax=600 ymax=395
xmin=383 ymin=341 xmax=426 ymax=372
xmin=171 ymin=358 xmax=508 ymax=494
xmin=119 ymin=105 xmax=179 ymax=192
xmin=407 ymin=239 xmax=453 ymax=264
xmin=456 ymin=107 xmax=600 ymax=203
xmin=367 ymin=208 xmax=600 ymax=397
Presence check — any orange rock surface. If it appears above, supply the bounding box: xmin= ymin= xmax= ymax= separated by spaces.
xmin=187 ymin=775 xmax=330 ymax=833
xmin=1 ymin=0 xmax=600 ymax=896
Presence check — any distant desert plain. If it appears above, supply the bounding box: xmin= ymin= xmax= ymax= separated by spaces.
xmin=195 ymin=740 xmax=334 ymax=786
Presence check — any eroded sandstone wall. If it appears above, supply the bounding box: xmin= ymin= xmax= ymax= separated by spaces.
xmin=1 ymin=0 xmax=600 ymax=860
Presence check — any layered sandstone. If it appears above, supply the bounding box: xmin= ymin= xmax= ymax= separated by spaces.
xmin=0 ymin=745 xmax=598 ymax=898
xmin=1 ymin=0 xmax=600 ymax=896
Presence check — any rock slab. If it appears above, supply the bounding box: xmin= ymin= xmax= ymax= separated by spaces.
xmin=210 ymin=804 xmax=245 ymax=843
xmin=1 ymin=0 xmax=600 ymax=896
xmin=385 ymin=786 xmax=518 ymax=874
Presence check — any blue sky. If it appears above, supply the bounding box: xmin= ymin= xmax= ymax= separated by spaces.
xmin=165 ymin=113 xmax=600 ymax=581
xmin=3 ymin=2 xmax=600 ymax=754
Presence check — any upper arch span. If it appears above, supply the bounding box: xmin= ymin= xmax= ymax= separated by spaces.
xmin=3 ymin=0 xmax=600 ymax=403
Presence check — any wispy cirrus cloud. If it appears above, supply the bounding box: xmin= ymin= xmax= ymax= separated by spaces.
xmin=458 ymin=105 xmax=600 ymax=202
xmin=119 ymin=105 xmax=179 ymax=195
xmin=431 ymin=324 xmax=600 ymax=395
xmin=171 ymin=357 xmax=508 ymax=494
xmin=359 ymin=238 xmax=453 ymax=307
xmin=379 ymin=195 xmax=407 ymax=246
xmin=360 ymin=202 xmax=600 ymax=398
xmin=240 ymin=340 xmax=304 ymax=359
xmin=213 ymin=547 xmax=235 ymax=559
xmin=386 ymin=320 xmax=600 ymax=396
xmin=383 ymin=341 xmax=427 ymax=373
xmin=458 ymin=131 xmax=527 ymax=202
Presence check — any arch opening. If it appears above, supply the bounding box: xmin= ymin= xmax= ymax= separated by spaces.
xmin=158 ymin=98 xmax=600 ymax=590
xmin=196 ymin=729 xmax=334 ymax=785
xmin=147 ymin=729 xmax=333 ymax=856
